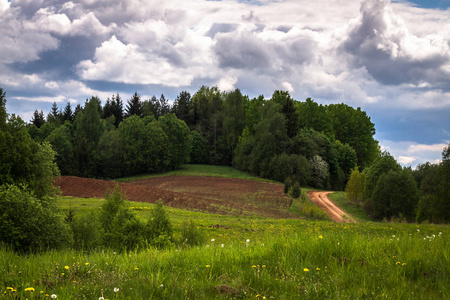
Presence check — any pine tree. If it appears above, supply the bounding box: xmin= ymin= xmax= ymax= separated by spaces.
xmin=111 ymin=93 xmax=124 ymax=126
xmin=31 ymin=109 xmax=45 ymax=128
xmin=47 ymin=102 xmax=61 ymax=123
xmin=63 ymin=102 xmax=74 ymax=123
xmin=172 ymin=91 xmax=191 ymax=125
xmin=125 ymin=92 xmax=142 ymax=117
xmin=159 ymin=94 xmax=170 ymax=117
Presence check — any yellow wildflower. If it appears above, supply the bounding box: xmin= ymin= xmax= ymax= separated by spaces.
xmin=24 ymin=287 xmax=35 ymax=292
xmin=303 ymin=268 xmax=309 ymax=272
xmin=65 ymin=266 xmax=69 ymax=270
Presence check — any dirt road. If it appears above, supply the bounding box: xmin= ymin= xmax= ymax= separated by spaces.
xmin=307 ymin=191 xmax=355 ymax=223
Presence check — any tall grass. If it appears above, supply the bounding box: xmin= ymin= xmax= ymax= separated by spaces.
xmin=1 ymin=214 xmax=448 ymax=299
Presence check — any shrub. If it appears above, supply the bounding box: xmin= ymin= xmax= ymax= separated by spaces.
xmin=290 ymin=181 xmax=301 ymax=199
xmin=0 ymin=184 xmax=72 ymax=253
xmin=100 ymin=185 xmax=145 ymax=250
xmin=146 ymin=201 xmax=173 ymax=248
xmin=284 ymin=177 xmax=293 ymax=195
xmin=180 ymin=220 xmax=205 ymax=247
xmin=69 ymin=212 xmax=102 ymax=251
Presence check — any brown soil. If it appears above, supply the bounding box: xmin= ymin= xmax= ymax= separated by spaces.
xmin=54 ymin=175 xmax=297 ymax=219
xmin=307 ymin=191 xmax=356 ymax=223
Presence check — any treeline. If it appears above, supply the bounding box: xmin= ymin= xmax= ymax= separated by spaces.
xmin=27 ymin=86 xmax=379 ymax=190
xmin=346 ymin=147 xmax=450 ymax=223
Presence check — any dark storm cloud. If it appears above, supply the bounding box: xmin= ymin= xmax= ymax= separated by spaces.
xmin=214 ymin=31 xmax=271 ymax=70
xmin=343 ymin=0 xmax=450 ymax=89
xmin=275 ymin=37 xmax=316 ymax=66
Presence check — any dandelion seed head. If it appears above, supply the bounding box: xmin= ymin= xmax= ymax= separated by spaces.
xmin=51 ymin=294 xmax=57 ymax=299
xmin=114 ymin=288 xmax=119 ymax=293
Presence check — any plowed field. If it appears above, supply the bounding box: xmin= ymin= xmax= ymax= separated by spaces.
xmin=55 ymin=176 xmax=297 ymax=219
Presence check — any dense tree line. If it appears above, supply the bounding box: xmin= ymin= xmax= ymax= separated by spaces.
xmin=0 ymin=89 xmax=203 ymax=252
xmin=25 ymin=86 xmax=378 ymax=189
xmin=345 ymin=147 xmax=450 ymax=223
xmin=2 ymin=85 xmax=449 ymax=224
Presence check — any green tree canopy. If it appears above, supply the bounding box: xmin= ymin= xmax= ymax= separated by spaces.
xmin=345 ymin=167 xmax=365 ymax=204
xmin=371 ymin=169 xmax=419 ymax=220
xmin=327 ymin=103 xmax=379 ymax=169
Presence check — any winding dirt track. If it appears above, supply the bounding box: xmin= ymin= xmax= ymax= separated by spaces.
xmin=307 ymin=191 xmax=356 ymax=223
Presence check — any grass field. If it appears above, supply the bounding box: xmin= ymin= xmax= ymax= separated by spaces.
xmin=1 ymin=165 xmax=449 ymax=299
xmin=115 ymin=164 xmax=274 ymax=182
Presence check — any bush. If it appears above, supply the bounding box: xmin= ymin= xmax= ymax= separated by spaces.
xmin=284 ymin=177 xmax=293 ymax=195
xmin=0 ymin=184 xmax=72 ymax=253
xmin=180 ymin=220 xmax=205 ymax=247
xmin=290 ymin=181 xmax=302 ymax=199
xmin=69 ymin=212 xmax=102 ymax=251
xmin=100 ymin=185 xmax=145 ymax=251
xmin=146 ymin=201 xmax=173 ymax=248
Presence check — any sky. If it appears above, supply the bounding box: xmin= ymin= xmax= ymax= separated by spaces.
xmin=1 ymin=0 xmax=449 ymax=168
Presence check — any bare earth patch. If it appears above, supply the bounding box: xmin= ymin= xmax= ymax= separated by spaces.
xmin=55 ymin=176 xmax=297 ymax=219
xmin=307 ymin=191 xmax=356 ymax=223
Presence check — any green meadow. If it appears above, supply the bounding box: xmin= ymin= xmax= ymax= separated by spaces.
xmin=1 ymin=165 xmax=449 ymax=299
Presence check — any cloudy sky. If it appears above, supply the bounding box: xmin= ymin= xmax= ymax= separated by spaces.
xmin=1 ymin=0 xmax=449 ymax=168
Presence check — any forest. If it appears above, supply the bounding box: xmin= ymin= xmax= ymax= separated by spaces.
xmin=1 ymin=86 xmax=449 ymax=224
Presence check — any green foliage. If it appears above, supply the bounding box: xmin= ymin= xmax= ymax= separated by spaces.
xmin=309 ymin=155 xmax=329 ymax=188
xmin=297 ymin=97 xmax=334 ymax=139
xmin=28 ymin=141 xmax=60 ymax=198
xmin=95 ymin=130 xmax=125 ymax=178
xmin=223 ymin=89 xmax=246 ymax=163
xmin=335 ymin=140 xmax=357 ymax=181
xmin=279 ymin=92 xmax=298 ymax=138
xmin=415 ymin=144 xmax=450 ymax=223
xmin=100 ymin=185 xmax=145 ymax=251
xmin=172 ymin=91 xmax=192 ymax=124
xmin=289 ymin=181 xmax=301 ymax=199
xmin=73 ymin=96 xmax=105 ymax=177
xmin=125 ymin=92 xmax=143 ymax=117
xmin=345 ymin=167 xmax=365 ymax=204
xmin=189 ymin=130 xmax=208 ymax=164
xmin=0 ymin=88 xmax=6 ymax=128
xmin=327 ymin=103 xmax=379 ymax=169
xmin=1 ymin=112 xmax=59 ymax=198
xmin=1 ymin=220 xmax=449 ymax=299
xmin=296 ymin=195 xmax=328 ymax=220
xmin=371 ymin=169 xmax=419 ymax=221
xmin=158 ymin=113 xmax=191 ymax=169
xmin=363 ymin=152 xmax=401 ymax=200
xmin=69 ymin=212 xmax=102 ymax=251
xmin=250 ymin=108 xmax=287 ymax=177
xmin=284 ymin=177 xmax=292 ymax=194
xmin=269 ymin=153 xmax=310 ymax=185
xmin=46 ymin=124 xmax=74 ymax=175
xmin=180 ymin=220 xmax=205 ymax=247
xmin=0 ymin=185 xmax=72 ymax=252
xmin=146 ymin=201 xmax=173 ymax=248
